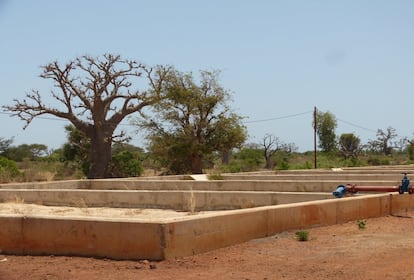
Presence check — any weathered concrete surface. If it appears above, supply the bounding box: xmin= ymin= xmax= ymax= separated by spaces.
xmin=221 ymin=174 xmax=405 ymax=181
xmin=164 ymin=192 xmax=413 ymax=259
xmin=0 ymin=179 xmax=400 ymax=192
xmin=86 ymin=180 xmax=399 ymax=192
xmin=0 ymin=180 xmax=84 ymax=190
xmin=0 ymin=216 xmax=164 ymax=260
xmin=1 ymin=193 xmax=413 ymax=260
xmin=0 ymin=189 xmax=333 ymax=211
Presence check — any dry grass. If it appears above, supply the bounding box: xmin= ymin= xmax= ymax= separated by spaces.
xmin=187 ymin=189 xmax=197 ymax=215
xmin=22 ymin=169 xmax=55 ymax=182
xmin=72 ymin=198 xmax=90 ymax=214
xmin=6 ymin=196 xmax=25 ymax=204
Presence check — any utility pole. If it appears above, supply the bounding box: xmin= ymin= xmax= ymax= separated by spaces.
xmin=313 ymin=106 xmax=317 ymax=169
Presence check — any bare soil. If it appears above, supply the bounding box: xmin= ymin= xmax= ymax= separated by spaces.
xmin=2 ymin=209 xmax=414 ymax=280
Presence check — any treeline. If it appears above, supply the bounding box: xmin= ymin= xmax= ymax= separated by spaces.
xmin=1 ymin=125 xmax=413 ymax=183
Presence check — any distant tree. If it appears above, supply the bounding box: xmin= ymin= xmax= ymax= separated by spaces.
xmin=367 ymin=127 xmax=397 ymax=155
xmin=394 ymin=137 xmax=408 ymax=153
xmin=234 ymin=144 xmax=264 ymax=172
xmin=261 ymin=134 xmax=296 ymax=169
xmin=3 ymin=54 xmax=171 ymax=178
xmin=210 ymin=114 xmax=246 ymax=165
xmin=3 ymin=143 xmax=48 ymax=162
xmin=262 ymin=134 xmax=279 ymax=169
xmin=314 ymin=111 xmax=337 ymax=152
xmin=142 ymin=69 xmax=247 ymax=174
xmin=407 ymin=138 xmax=414 ymax=161
xmin=0 ymin=137 xmax=13 ymax=155
xmin=338 ymin=133 xmax=361 ymax=159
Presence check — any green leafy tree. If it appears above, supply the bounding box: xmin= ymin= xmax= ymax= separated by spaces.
xmin=314 ymin=111 xmax=337 ymax=152
xmin=143 ymin=69 xmax=247 ymax=174
xmin=210 ymin=113 xmax=246 ymax=165
xmin=3 ymin=144 xmax=48 ymax=161
xmin=338 ymin=133 xmax=361 ymax=159
xmin=3 ymin=54 xmax=171 ymax=178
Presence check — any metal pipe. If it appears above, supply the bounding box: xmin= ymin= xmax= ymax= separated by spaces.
xmin=333 ymin=184 xmax=400 ymax=198
xmin=345 ymin=184 xmax=399 ymax=194
xmin=333 ymin=173 xmax=414 ymax=198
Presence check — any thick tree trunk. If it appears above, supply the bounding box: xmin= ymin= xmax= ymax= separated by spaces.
xmin=191 ymin=153 xmax=203 ymax=174
xmin=221 ymin=150 xmax=229 ymax=165
xmin=265 ymin=158 xmax=274 ymax=169
xmin=88 ymin=131 xmax=112 ymax=179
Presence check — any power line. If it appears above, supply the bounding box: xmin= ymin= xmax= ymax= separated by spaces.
xmin=315 ymin=108 xmax=377 ymax=134
xmin=0 ymin=109 xmax=380 ymax=133
xmin=336 ymin=118 xmax=377 ymax=133
xmin=0 ymin=110 xmax=132 ymax=127
xmin=1 ymin=109 xmax=314 ymax=126
xmin=243 ymin=111 xmax=313 ymax=124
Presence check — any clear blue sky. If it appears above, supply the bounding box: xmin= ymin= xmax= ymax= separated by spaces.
xmin=1 ymin=0 xmax=414 ymax=152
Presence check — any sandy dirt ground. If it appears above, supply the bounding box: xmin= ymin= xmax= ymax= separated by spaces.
xmin=2 ymin=206 xmax=414 ymax=280
xmin=0 ymin=203 xmax=222 ymax=222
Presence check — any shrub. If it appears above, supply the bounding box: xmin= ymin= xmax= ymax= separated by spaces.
xmin=109 ymin=151 xmax=143 ymax=178
xmin=367 ymin=156 xmax=390 ymax=166
xmin=277 ymin=159 xmax=289 ymax=170
xmin=295 ymin=230 xmax=310 ymax=241
xmin=357 ymin=219 xmax=367 ymax=230
xmin=208 ymin=173 xmax=224 ymax=180
xmin=0 ymin=156 xmax=21 ymax=183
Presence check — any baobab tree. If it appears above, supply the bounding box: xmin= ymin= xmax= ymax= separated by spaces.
xmin=3 ymin=53 xmax=171 ymax=178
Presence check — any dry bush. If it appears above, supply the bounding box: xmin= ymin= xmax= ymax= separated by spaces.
xmin=22 ymin=169 xmax=55 ymax=182
xmin=6 ymin=196 xmax=25 ymax=204
xmin=187 ymin=190 xmax=197 ymax=215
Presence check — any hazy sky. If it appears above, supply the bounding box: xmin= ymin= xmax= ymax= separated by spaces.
xmin=1 ymin=0 xmax=414 ymax=152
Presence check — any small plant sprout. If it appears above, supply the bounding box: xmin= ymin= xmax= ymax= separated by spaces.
xmin=295 ymin=230 xmax=310 ymax=241
xmin=357 ymin=219 xmax=367 ymax=230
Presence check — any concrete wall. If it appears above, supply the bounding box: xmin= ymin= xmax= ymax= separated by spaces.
xmin=1 ymin=179 xmax=398 ymax=192
xmin=87 ymin=180 xmax=400 ymax=192
xmin=162 ymin=193 xmax=409 ymax=259
xmin=0 ymin=180 xmax=84 ymax=190
xmin=273 ymin=167 xmax=414 ymax=175
xmin=221 ymin=174 xmax=404 ymax=181
xmin=0 ymin=216 xmax=164 ymax=260
xmin=0 ymin=189 xmax=333 ymax=211
xmin=1 ymin=193 xmax=413 ymax=260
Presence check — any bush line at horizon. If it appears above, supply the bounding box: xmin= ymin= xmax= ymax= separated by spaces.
xmin=0 ymin=151 xmax=412 ymax=183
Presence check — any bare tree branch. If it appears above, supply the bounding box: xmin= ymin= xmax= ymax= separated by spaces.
xmin=3 ymin=54 xmax=172 ymax=178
